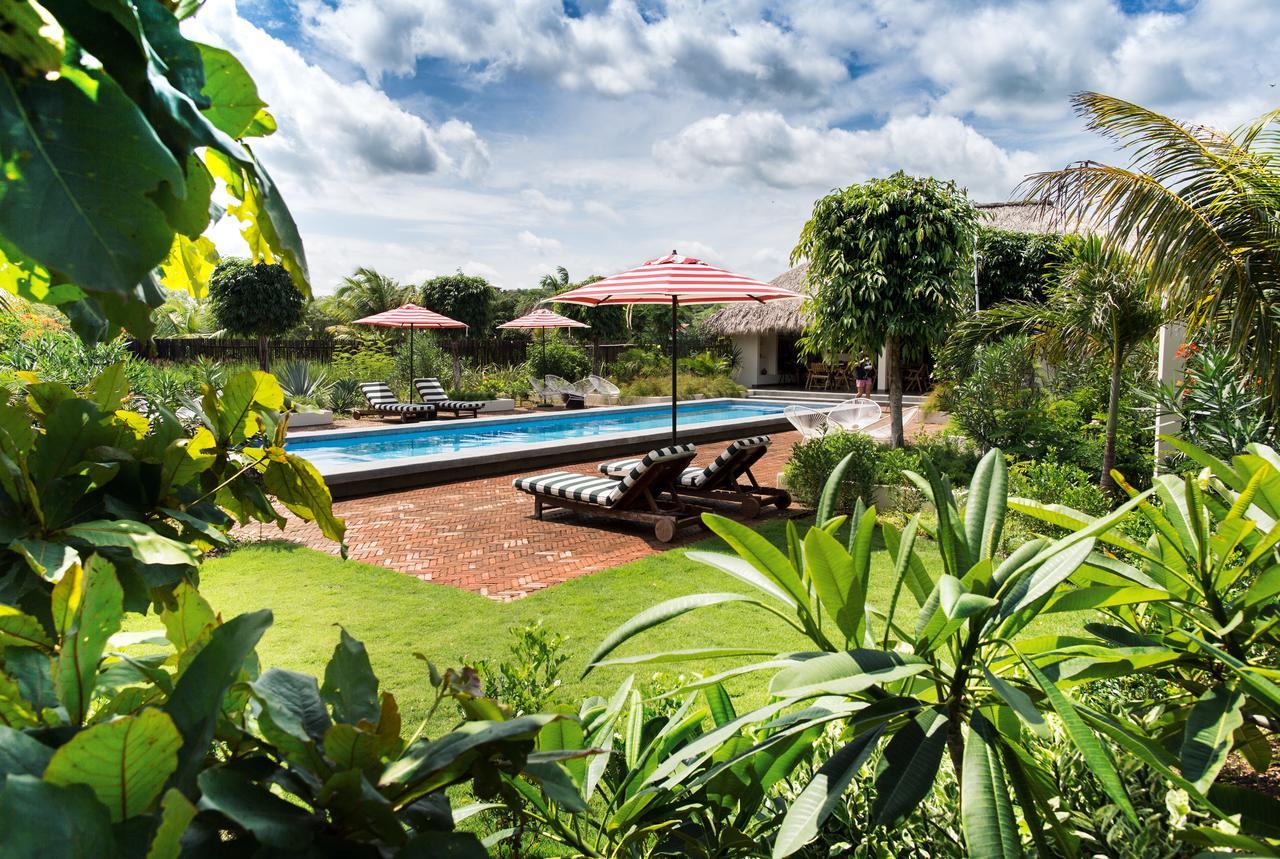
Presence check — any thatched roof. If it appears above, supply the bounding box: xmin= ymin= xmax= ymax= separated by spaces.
xmin=703 ymin=201 xmax=1072 ymax=337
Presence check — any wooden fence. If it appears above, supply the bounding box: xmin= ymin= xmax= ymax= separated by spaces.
xmin=138 ymin=337 xmax=632 ymax=368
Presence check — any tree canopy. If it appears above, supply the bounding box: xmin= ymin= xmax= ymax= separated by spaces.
xmin=975 ymin=227 xmax=1067 ymax=307
xmin=794 ymin=172 xmax=979 ymax=445
xmin=420 ymin=272 xmax=497 ymax=332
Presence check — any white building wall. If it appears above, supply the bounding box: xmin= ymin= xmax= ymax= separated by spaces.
xmin=732 ymin=334 xmax=759 ymax=387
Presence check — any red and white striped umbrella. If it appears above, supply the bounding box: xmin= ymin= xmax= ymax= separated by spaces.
xmin=353 ymin=304 xmax=467 ymax=382
xmin=544 ymin=252 xmax=799 ymax=306
xmin=353 ymin=303 xmax=467 ymax=329
xmin=498 ymin=308 xmax=590 ymax=379
xmin=546 ymin=252 xmax=802 ymax=442
xmin=496 ymin=308 xmax=589 ymax=330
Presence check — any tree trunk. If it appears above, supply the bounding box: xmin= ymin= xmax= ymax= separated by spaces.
xmin=257 ymin=335 xmax=270 ymax=372
xmin=886 ymin=335 xmax=905 ymax=448
xmin=1101 ymin=348 xmax=1124 ymax=492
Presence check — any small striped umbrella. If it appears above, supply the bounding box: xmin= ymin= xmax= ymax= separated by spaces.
xmin=497 ymin=308 xmax=590 ymax=378
xmin=546 ymin=252 xmax=801 ymax=442
xmin=353 ymin=303 xmax=467 ymax=382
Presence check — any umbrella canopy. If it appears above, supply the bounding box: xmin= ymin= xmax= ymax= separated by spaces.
xmin=498 ymin=308 xmax=591 ymax=379
xmin=547 ymin=252 xmax=801 ymax=442
xmin=353 ymin=303 xmax=467 ymax=381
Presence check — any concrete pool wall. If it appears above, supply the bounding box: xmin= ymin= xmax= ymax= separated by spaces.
xmin=289 ymin=398 xmax=813 ymax=498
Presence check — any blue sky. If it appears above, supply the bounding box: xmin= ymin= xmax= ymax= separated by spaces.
xmin=187 ymin=0 xmax=1276 ymax=295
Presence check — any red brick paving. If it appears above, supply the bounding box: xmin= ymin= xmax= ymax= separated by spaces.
xmin=238 ymin=432 xmax=805 ymax=601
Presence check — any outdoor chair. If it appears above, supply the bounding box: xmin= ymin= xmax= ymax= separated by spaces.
xmin=356 ymin=382 xmax=436 ymax=422
xmin=805 ymin=362 xmax=831 ymax=390
xmin=588 ymin=374 xmax=621 ymax=403
xmin=866 ymin=407 xmax=921 ymax=442
xmin=513 ymin=444 xmax=706 ymax=542
xmin=545 ymin=375 xmax=593 ymax=409
xmin=597 ymin=436 xmax=790 ymax=517
xmin=528 ymin=377 xmax=555 ymax=407
xmin=784 ymin=404 xmax=830 ymax=439
xmin=826 ymin=398 xmax=882 ymax=432
xmin=413 ymin=378 xmax=484 ymax=419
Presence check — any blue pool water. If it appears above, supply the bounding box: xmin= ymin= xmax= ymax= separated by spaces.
xmin=289 ymin=400 xmax=792 ymax=466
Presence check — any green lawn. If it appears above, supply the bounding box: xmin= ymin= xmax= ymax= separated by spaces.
xmin=137 ymin=519 xmax=1080 ymax=733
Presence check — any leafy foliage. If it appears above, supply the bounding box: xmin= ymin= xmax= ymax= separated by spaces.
xmin=782 ymin=431 xmax=880 ymax=512
xmin=0 ymin=0 xmax=306 ymax=342
xmin=974 ymin=227 xmax=1068 ymax=307
xmin=208 ymin=258 xmax=305 ymax=369
xmin=1151 ymin=341 xmax=1274 ymax=461
xmin=420 ymin=273 xmax=498 ymax=332
xmin=794 ymin=172 xmax=980 ymax=445
xmin=1022 ymin=92 xmax=1280 ymax=412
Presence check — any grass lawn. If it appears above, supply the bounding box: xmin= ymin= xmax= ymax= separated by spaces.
xmin=136 ymin=519 xmax=1081 ymax=734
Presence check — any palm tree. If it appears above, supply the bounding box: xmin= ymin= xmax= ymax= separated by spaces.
xmin=151 ymin=292 xmax=217 ymax=338
xmin=538 ymin=266 xmax=570 ymax=295
xmin=1021 ymin=92 xmax=1280 ymax=411
xmin=945 ymin=235 xmax=1164 ymax=490
xmin=330 ymin=267 xmax=410 ymax=322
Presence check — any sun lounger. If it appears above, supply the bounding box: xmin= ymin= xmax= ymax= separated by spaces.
xmin=864 ymin=407 xmax=920 ymax=441
xmin=356 ymin=382 xmax=436 ymax=422
xmin=597 ymin=436 xmax=791 ymax=517
xmin=512 ymin=444 xmax=705 ymax=542
xmin=413 ymin=378 xmax=484 ymax=418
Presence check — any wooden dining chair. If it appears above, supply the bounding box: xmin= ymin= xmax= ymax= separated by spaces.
xmin=805 ymin=362 xmax=831 ymax=390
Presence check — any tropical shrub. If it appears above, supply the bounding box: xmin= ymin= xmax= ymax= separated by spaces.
xmin=974 ymin=226 xmax=1067 ymax=306
xmin=529 ymin=335 xmax=590 ymax=381
xmin=941 ymin=335 xmax=1045 ymax=452
xmin=620 ymin=372 xmax=744 ymax=400
xmin=470 ymin=622 xmax=569 ymax=718
xmin=1151 ymin=341 xmax=1274 ymax=461
xmin=325 ymin=378 xmax=363 ymax=414
xmin=911 ymin=433 xmax=982 ymax=486
xmin=420 ymin=272 xmax=498 ymax=332
xmin=208 ymin=259 xmax=306 ymax=371
xmin=586 ymin=447 xmax=1280 ymax=857
xmin=330 ymin=345 xmax=397 ymax=390
xmin=274 ymin=360 xmax=331 ymax=407
xmin=783 ymin=430 xmax=879 ymax=511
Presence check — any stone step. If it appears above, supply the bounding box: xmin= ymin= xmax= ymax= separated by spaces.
xmin=746 ymin=388 xmax=926 ymax=406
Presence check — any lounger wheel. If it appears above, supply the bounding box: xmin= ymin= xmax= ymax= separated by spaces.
xmin=774 ymin=493 xmax=792 ymax=509
xmin=740 ymin=497 xmax=762 ymax=518
xmin=654 ymin=518 xmax=677 ymax=543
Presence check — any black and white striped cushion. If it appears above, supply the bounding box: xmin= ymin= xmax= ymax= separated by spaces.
xmin=614 ymin=444 xmax=695 ymax=495
xmin=598 ymin=437 xmax=767 ymax=488
xmin=414 ymin=378 xmax=485 ymax=410
xmin=360 ymin=382 xmax=433 ymax=413
xmin=512 ymin=471 xmax=623 ymax=506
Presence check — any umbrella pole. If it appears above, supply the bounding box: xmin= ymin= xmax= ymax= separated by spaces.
xmin=671 ymin=296 xmax=678 ymax=445
xmin=409 ymin=328 xmax=414 ymax=383
xmin=541 ymin=328 xmax=546 ymax=379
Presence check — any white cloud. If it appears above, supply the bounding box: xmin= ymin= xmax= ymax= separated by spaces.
xmin=520 ymin=189 xmax=574 ymax=214
xmin=186 ymin=0 xmax=488 ymax=180
xmin=517 ymin=230 xmax=564 ymax=255
xmin=583 ymin=201 xmax=622 ymax=223
xmin=654 ymin=111 xmax=1041 ymax=200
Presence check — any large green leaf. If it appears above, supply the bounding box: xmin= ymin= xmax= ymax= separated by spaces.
xmin=584 ymin=593 xmax=765 ymax=676
xmin=0 ymin=776 xmax=113 ymax=857
xmin=1018 ymin=652 xmax=1137 ymax=823
xmin=263 ymin=454 xmax=346 ymax=544
xmin=45 ymin=708 xmax=182 ymax=822
xmin=196 ymin=43 xmax=266 ymax=138
xmin=0 ymin=725 xmax=53 ymax=777
xmin=249 ymin=667 xmax=331 ymax=773
xmin=0 ymin=65 xmax=182 ymax=306
xmin=0 ymin=605 xmax=53 ymax=649
xmin=871 ymin=706 xmax=948 ymax=826
xmin=59 ymin=519 xmax=198 ymax=568
xmin=53 ymin=556 xmax=123 ymax=724
xmin=702 ymin=514 xmax=811 ymax=608
xmin=157 ymin=581 xmax=216 ymax=656
xmin=962 ymin=711 xmax=1021 ymax=858
xmin=197 ymin=766 xmax=317 ymax=849
xmin=817 ymin=449 xmax=864 ymax=526
xmin=769 ymin=650 xmax=929 ymax=699
xmin=213 ymin=371 xmax=284 ymax=445
xmin=984 ymin=668 xmax=1048 ymax=738
xmin=685 ymin=550 xmax=796 ymax=607
xmin=146 ymin=788 xmax=197 ymax=859
xmin=804 ymin=526 xmax=863 ymax=645
xmin=380 ymin=715 xmax=560 ymax=796
xmin=1181 ymin=685 xmax=1245 ymax=793
xmin=773 ymin=726 xmax=883 ymax=858
xmin=964 ymin=449 xmax=1008 ymax=563
xmin=164 ymin=609 xmax=272 ymax=793
xmin=322 ymin=627 xmax=381 ymax=725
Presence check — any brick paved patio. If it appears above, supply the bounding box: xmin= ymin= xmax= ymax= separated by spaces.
xmin=241 ymin=431 xmax=805 ymax=601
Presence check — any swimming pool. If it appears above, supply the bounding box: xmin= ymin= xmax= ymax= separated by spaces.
xmin=288 ymin=397 xmax=815 ymax=496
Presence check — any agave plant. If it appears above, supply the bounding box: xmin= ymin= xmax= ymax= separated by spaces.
xmin=325 ymin=378 xmax=364 ymax=413
xmin=585 ymin=450 xmax=1276 ymax=857
xmin=275 ymin=360 xmax=331 ymax=406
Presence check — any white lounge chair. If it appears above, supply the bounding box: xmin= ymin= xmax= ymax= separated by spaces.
xmin=784 ymin=404 xmax=830 ymax=440
xmin=866 ymin=407 xmax=921 ymax=442
xmin=588 ymin=374 xmax=621 ymax=403
xmin=545 ymin=375 xmax=594 ymax=408
xmin=827 ymin=398 xmax=882 ymax=432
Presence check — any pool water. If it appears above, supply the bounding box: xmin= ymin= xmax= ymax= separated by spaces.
xmin=288 ymin=400 xmax=792 ymax=466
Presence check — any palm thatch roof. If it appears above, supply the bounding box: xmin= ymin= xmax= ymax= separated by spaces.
xmin=703 ymin=201 xmax=1074 ymax=337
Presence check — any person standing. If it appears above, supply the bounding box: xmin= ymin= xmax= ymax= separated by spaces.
xmin=854 ymin=354 xmax=873 ymax=396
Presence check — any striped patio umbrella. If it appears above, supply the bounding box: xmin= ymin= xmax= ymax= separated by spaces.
xmin=546 ymin=252 xmax=801 ymax=442
xmin=497 ymin=308 xmax=590 ymax=379
xmin=353 ymin=303 xmax=467 ymax=382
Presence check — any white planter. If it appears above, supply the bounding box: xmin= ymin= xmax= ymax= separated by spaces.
xmin=478 ymin=398 xmax=516 ymax=413
xmin=289 ymin=409 xmax=334 ymax=428
xmin=620 ymin=395 xmax=673 ymax=406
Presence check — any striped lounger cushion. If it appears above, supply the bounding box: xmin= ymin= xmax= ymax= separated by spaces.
xmin=413 ymin=378 xmax=485 ymax=411
xmin=598 ymin=436 xmax=770 ymax=488
xmin=360 ymin=383 xmax=434 ymax=414
xmin=514 ymin=444 xmax=695 ymax=508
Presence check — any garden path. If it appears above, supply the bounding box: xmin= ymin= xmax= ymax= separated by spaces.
xmin=237 ymin=431 xmax=805 ymax=600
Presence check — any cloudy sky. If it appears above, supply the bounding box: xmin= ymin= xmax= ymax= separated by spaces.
xmin=187 ymin=0 xmax=1276 ymax=295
